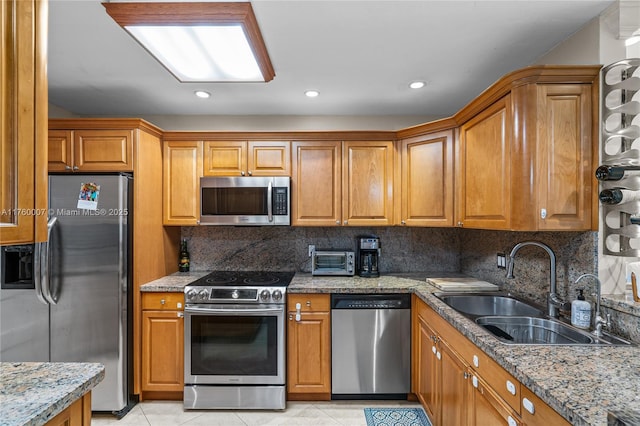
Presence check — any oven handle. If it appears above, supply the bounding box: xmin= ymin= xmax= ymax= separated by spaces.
xmin=185 ymin=306 xmax=284 ymax=315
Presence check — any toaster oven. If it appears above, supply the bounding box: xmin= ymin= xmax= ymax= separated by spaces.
xmin=311 ymin=250 xmax=355 ymax=276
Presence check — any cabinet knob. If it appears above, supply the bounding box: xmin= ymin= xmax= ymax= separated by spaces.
xmin=336 ymin=220 xmax=340 ymax=225
xmin=72 ymin=166 xmax=79 ymax=171
xmin=540 ymin=208 xmax=547 ymax=219
xmin=306 ymin=301 xmax=311 ymax=307
xmin=160 ymin=299 xmax=165 ymax=305
xmin=523 ymin=397 xmax=535 ymax=414
xmin=65 ymin=165 xmax=72 ymax=170
xmin=401 ymin=220 xmax=406 ymax=225
xmin=177 ymin=312 xmax=184 ymax=318
xmin=241 ymin=171 xmax=245 ymax=176
xmin=473 ymin=355 xmax=479 ymax=368
xmin=507 ymin=416 xmax=518 ymax=426
xmin=248 ymin=171 xmax=253 ymax=176
xmin=457 ymin=221 xmax=464 ymax=227
xmin=506 ymin=380 xmax=516 ymax=395
xmin=343 ymin=220 xmax=348 ymax=225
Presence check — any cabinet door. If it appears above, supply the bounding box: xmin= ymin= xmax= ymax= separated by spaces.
xmin=0 ymin=0 xmax=47 ymax=245
xmin=399 ymin=130 xmax=454 ymax=227
xmin=48 ymin=130 xmax=74 ymax=172
xmin=287 ymin=311 xmax=331 ymax=397
xmin=163 ymin=141 xmax=202 ymax=226
xmin=439 ymin=341 xmax=470 ymax=426
xmin=458 ymin=95 xmax=511 ymax=229
xmin=521 ymin=386 xmax=571 ymax=426
xmin=343 ymin=141 xmax=394 ymax=226
xmin=248 ymin=141 xmax=290 ymax=176
xmin=287 ymin=294 xmax=331 ymax=398
xmin=203 ymin=141 xmax=246 ymax=176
xmin=291 ymin=141 xmax=342 ymax=226
xmin=141 ymin=310 xmax=184 ymax=393
xmin=536 ymin=84 xmax=593 ymax=231
xmin=416 ymin=316 xmax=440 ymax=425
xmin=73 ymin=129 xmax=133 ymax=171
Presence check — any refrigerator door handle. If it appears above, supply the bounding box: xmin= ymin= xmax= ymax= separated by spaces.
xmin=41 ymin=217 xmax=58 ymax=305
xmin=33 ymin=241 xmax=48 ymax=305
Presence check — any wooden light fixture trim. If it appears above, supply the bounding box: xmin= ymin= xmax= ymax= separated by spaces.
xmin=102 ymin=2 xmax=275 ymax=82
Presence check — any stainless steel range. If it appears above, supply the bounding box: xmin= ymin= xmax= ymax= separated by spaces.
xmin=183 ymin=271 xmax=294 ymax=410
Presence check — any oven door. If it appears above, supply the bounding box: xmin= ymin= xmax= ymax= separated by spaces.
xmin=184 ymin=304 xmax=285 ymax=385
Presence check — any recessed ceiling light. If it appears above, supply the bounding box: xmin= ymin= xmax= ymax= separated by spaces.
xmin=195 ymin=90 xmax=211 ymax=99
xmin=305 ymin=90 xmax=320 ymax=98
xmin=103 ymin=2 xmax=275 ymax=82
xmin=409 ymin=81 xmax=426 ymax=89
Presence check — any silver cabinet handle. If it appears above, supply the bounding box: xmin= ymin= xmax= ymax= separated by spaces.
xmin=295 ymin=303 xmax=301 ymax=322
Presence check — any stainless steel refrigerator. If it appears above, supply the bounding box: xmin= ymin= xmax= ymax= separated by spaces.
xmin=0 ymin=174 xmax=134 ymax=416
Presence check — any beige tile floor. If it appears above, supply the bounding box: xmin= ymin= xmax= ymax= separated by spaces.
xmin=91 ymin=400 xmax=424 ymax=426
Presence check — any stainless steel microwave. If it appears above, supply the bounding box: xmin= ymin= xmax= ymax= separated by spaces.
xmin=200 ymin=176 xmax=290 ymax=225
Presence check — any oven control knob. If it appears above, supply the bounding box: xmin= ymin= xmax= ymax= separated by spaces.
xmin=186 ymin=289 xmax=197 ymax=301
xmin=272 ymin=290 xmax=282 ymax=302
xmin=197 ymin=289 xmax=209 ymax=301
xmin=231 ymin=290 xmax=239 ymax=299
xmin=260 ymin=289 xmax=271 ymax=302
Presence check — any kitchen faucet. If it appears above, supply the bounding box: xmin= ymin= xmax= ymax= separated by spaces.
xmin=506 ymin=241 xmax=567 ymax=318
xmin=574 ymin=273 xmax=611 ymax=337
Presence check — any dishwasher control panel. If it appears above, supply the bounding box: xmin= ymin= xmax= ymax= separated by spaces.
xmin=331 ymin=294 xmax=411 ymax=309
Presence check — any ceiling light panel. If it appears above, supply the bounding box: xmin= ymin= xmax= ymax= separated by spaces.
xmin=103 ymin=2 xmax=275 ymax=82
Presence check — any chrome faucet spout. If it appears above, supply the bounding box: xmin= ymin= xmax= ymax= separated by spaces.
xmin=507 ymin=241 xmax=563 ymax=318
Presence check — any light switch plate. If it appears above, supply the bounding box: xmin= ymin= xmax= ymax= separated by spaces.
xmin=497 ymin=253 xmax=506 ymax=269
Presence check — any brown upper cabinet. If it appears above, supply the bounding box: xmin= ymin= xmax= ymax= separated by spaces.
xmin=291 ymin=140 xmax=394 ymax=226
xmin=398 ymin=130 xmax=454 ymax=227
xmin=48 ymin=129 xmax=134 ymax=172
xmin=0 ymin=0 xmax=48 ymax=245
xmin=457 ymin=95 xmax=512 ymax=230
xmin=163 ymin=141 xmax=202 ymax=226
xmin=203 ymin=140 xmax=290 ymax=176
xmin=447 ymin=66 xmax=599 ymax=231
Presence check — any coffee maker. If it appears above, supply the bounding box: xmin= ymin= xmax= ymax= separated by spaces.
xmin=356 ymin=236 xmax=380 ymax=278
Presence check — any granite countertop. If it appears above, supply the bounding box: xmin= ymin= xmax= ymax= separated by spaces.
xmin=0 ymin=362 xmax=105 ymax=426
xmin=141 ymin=271 xmax=640 ymax=425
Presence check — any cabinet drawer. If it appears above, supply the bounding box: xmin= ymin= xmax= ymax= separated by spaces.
xmin=288 ymin=294 xmax=330 ymax=312
xmin=142 ymin=292 xmax=185 ymax=310
xmin=521 ymin=386 xmax=571 ymax=426
xmin=467 ymin=348 xmax=521 ymax=414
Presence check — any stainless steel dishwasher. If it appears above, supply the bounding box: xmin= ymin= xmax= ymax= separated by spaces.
xmin=331 ymin=293 xmax=411 ymax=399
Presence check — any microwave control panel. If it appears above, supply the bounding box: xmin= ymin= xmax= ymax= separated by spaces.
xmin=273 ymin=187 xmax=288 ymax=215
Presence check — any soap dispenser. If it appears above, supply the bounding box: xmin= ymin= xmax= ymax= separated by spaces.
xmin=571 ymin=289 xmax=591 ymax=330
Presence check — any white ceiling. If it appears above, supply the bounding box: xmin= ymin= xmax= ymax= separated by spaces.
xmin=48 ymin=0 xmax=614 ymax=119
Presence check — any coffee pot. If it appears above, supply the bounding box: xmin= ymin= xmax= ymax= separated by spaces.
xmin=356 ymin=236 xmax=380 ymax=278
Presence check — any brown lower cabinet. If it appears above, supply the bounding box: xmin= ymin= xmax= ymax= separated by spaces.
xmin=287 ymin=293 xmax=331 ymax=400
xmin=45 ymin=392 xmax=91 ymax=426
xmin=140 ymin=292 xmax=184 ymax=400
xmin=412 ymin=295 xmax=571 ymax=426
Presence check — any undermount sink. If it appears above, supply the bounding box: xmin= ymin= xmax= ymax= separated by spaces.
xmin=435 ymin=293 xmax=545 ymax=318
xmin=475 ymin=316 xmax=632 ymax=345
xmin=435 ymin=292 xmax=633 ymax=346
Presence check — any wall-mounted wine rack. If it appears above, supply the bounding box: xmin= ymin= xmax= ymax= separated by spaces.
xmin=600 ymin=58 xmax=640 ymax=256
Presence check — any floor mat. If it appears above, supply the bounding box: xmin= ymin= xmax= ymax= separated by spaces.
xmin=363 ymin=407 xmax=432 ymax=426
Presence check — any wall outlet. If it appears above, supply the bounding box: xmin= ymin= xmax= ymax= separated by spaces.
xmin=308 ymin=245 xmax=315 ymax=257
xmin=497 ymin=253 xmax=506 ymax=269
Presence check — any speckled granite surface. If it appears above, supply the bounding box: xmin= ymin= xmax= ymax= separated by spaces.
xmin=141 ymin=272 xmax=640 ymax=425
xmin=140 ymin=271 xmax=207 ymax=292
xmin=0 ymin=362 xmax=105 ymax=426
